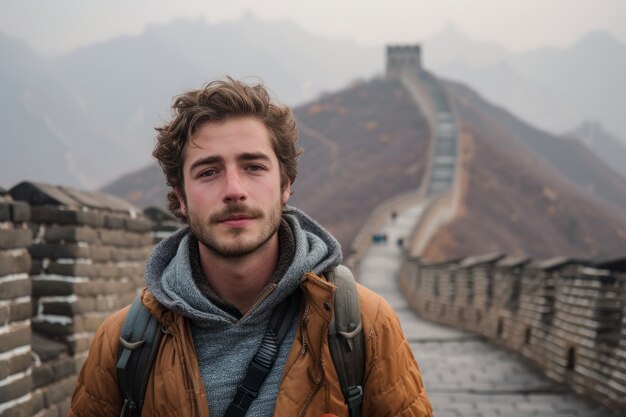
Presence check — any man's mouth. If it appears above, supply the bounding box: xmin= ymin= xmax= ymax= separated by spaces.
xmin=219 ymin=213 xmax=255 ymax=227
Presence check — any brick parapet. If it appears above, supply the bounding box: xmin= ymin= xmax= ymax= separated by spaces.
xmin=399 ymin=254 xmax=626 ymax=414
xmin=0 ymin=181 xmax=156 ymax=417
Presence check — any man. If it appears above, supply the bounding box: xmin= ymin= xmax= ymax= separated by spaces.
xmin=68 ymin=78 xmax=433 ymax=417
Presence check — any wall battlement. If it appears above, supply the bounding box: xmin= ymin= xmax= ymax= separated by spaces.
xmin=399 ymin=253 xmax=626 ymax=414
xmin=386 ymin=44 xmax=422 ymax=77
xmin=0 ymin=182 xmax=180 ymax=417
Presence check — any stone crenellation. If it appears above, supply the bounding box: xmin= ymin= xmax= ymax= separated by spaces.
xmin=0 ymin=182 xmax=177 ymax=417
xmin=399 ymin=252 xmax=626 ymax=414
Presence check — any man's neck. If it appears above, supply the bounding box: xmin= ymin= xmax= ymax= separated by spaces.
xmin=197 ymin=236 xmax=279 ymax=315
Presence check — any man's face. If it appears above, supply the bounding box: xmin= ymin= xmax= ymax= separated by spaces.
xmin=177 ymin=116 xmax=291 ymax=258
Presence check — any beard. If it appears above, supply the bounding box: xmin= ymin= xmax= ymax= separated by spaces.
xmin=188 ymin=200 xmax=283 ymax=259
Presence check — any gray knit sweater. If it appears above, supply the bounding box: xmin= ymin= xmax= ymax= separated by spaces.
xmin=144 ymin=207 xmax=342 ymax=417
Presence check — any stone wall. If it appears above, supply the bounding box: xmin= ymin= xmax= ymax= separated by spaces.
xmin=0 ymin=182 xmax=156 ymax=417
xmin=0 ymin=187 xmax=37 ymax=416
xmin=399 ymin=253 xmax=626 ymax=414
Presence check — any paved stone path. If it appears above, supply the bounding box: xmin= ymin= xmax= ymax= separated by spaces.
xmin=357 ymin=204 xmax=618 ymax=417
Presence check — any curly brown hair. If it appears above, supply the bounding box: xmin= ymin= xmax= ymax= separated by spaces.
xmin=153 ymin=77 xmax=302 ymax=222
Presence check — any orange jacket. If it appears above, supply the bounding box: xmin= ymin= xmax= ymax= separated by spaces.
xmin=68 ymin=272 xmax=433 ymax=417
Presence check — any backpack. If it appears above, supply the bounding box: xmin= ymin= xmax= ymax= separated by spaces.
xmin=116 ymin=264 xmax=365 ymax=417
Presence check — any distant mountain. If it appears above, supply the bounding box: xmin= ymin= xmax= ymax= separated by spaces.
xmin=3 ymin=16 xmax=624 ymax=192
xmin=567 ymin=121 xmax=626 ymax=180
xmin=0 ymin=31 xmax=150 ymax=189
xmin=0 ymin=32 xmax=76 ymax=188
xmin=49 ymin=14 xmax=381 ymax=187
xmin=444 ymin=81 xmax=626 ymax=214
xmin=424 ymin=26 xmax=626 ymax=142
xmin=423 ymin=23 xmax=509 ymax=69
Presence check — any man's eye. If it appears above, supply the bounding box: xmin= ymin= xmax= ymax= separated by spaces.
xmin=199 ymin=169 xmax=217 ymax=177
xmin=247 ymin=164 xmax=265 ymax=172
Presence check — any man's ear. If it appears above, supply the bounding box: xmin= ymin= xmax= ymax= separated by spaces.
xmin=174 ymin=187 xmax=187 ymax=217
xmin=282 ymin=180 xmax=291 ymax=205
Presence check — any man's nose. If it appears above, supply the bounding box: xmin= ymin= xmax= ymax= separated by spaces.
xmin=223 ymin=170 xmax=246 ymax=203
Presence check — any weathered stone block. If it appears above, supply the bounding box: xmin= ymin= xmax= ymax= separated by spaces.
xmin=30 ymin=244 xmax=92 ymax=260
xmin=73 ymin=280 xmax=105 ymax=296
xmin=66 ymin=334 xmax=91 ymax=356
xmin=124 ymin=217 xmax=152 ymax=232
xmin=10 ymin=202 xmax=31 ymax=222
xmin=0 ymin=325 xmax=30 ymax=352
xmin=134 ymin=232 xmax=151 ymax=247
xmin=30 ymin=207 xmax=106 ymax=227
xmin=1 ymin=391 xmax=44 ymax=417
xmin=47 ymin=262 xmax=98 ymax=278
xmin=96 ymin=293 xmax=133 ymax=312
xmin=97 ymin=263 xmax=119 ymax=278
xmin=0 ymin=371 xmax=33 ymax=402
xmin=0 ymin=228 xmax=32 ymax=250
xmin=33 ymin=362 xmax=55 ymax=389
xmin=0 ymin=276 xmax=31 ymax=299
xmin=105 ymin=215 xmax=125 ymax=229
xmin=0 ymin=358 xmax=8 ymax=379
xmin=0 ymin=304 xmax=8 ymax=324
xmin=42 ymin=298 xmax=96 ymax=316
xmin=32 ymin=333 xmax=69 ymax=362
xmin=0 ymin=202 xmax=10 ymax=221
xmin=32 ymin=279 xmax=75 ymax=297
xmin=44 ymin=226 xmax=98 ymax=244
xmin=30 ymin=207 xmax=76 ymax=224
xmin=0 ymin=251 xmax=31 ymax=276
xmin=32 ymin=320 xmax=74 ymax=337
xmin=7 ymin=352 xmax=33 ymax=375
xmin=43 ymin=376 xmax=76 ymax=408
xmin=58 ymin=398 xmax=71 ymax=417
xmin=98 ymin=229 xmax=125 ymax=246
xmin=109 ymin=248 xmax=128 ymax=262
xmin=9 ymin=298 xmax=32 ymax=322
xmin=52 ymin=356 xmax=75 ymax=380
xmin=90 ymin=246 xmax=112 ymax=262
xmin=75 ymin=313 xmax=108 ymax=333
xmin=117 ymin=263 xmax=143 ymax=278
xmin=30 ymin=259 xmax=45 ymax=275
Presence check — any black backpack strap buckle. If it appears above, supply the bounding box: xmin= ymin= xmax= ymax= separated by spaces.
xmin=345 ymin=385 xmax=363 ymax=417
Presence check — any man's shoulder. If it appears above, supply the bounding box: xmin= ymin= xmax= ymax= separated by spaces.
xmin=96 ymin=288 xmax=170 ymax=341
xmin=355 ymin=282 xmax=398 ymax=330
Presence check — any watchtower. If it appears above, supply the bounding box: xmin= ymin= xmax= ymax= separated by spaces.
xmin=386 ymin=44 xmax=422 ymax=77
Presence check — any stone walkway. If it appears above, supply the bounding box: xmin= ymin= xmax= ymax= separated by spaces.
xmin=356 ymin=204 xmax=617 ymax=417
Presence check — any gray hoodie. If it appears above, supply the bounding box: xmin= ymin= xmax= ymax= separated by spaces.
xmin=144 ymin=207 xmax=342 ymax=417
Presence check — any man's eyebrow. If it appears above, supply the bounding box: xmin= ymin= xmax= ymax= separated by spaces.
xmin=189 ymin=156 xmax=224 ymax=172
xmin=238 ymin=152 xmax=272 ymax=162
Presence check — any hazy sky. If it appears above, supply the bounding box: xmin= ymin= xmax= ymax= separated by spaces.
xmin=1 ymin=0 xmax=625 ymax=56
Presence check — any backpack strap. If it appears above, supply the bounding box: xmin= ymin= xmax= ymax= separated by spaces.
xmin=117 ymin=295 xmax=164 ymax=417
xmin=327 ymin=265 xmax=365 ymax=417
xmin=224 ymin=290 xmax=301 ymax=417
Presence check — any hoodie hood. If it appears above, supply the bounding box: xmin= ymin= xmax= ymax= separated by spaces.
xmin=144 ymin=206 xmax=342 ymax=328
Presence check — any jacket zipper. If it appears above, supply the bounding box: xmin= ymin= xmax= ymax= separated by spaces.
xmin=239 ymin=282 xmax=278 ymax=322
xmin=299 ymin=302 xmax=310 ymax=356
